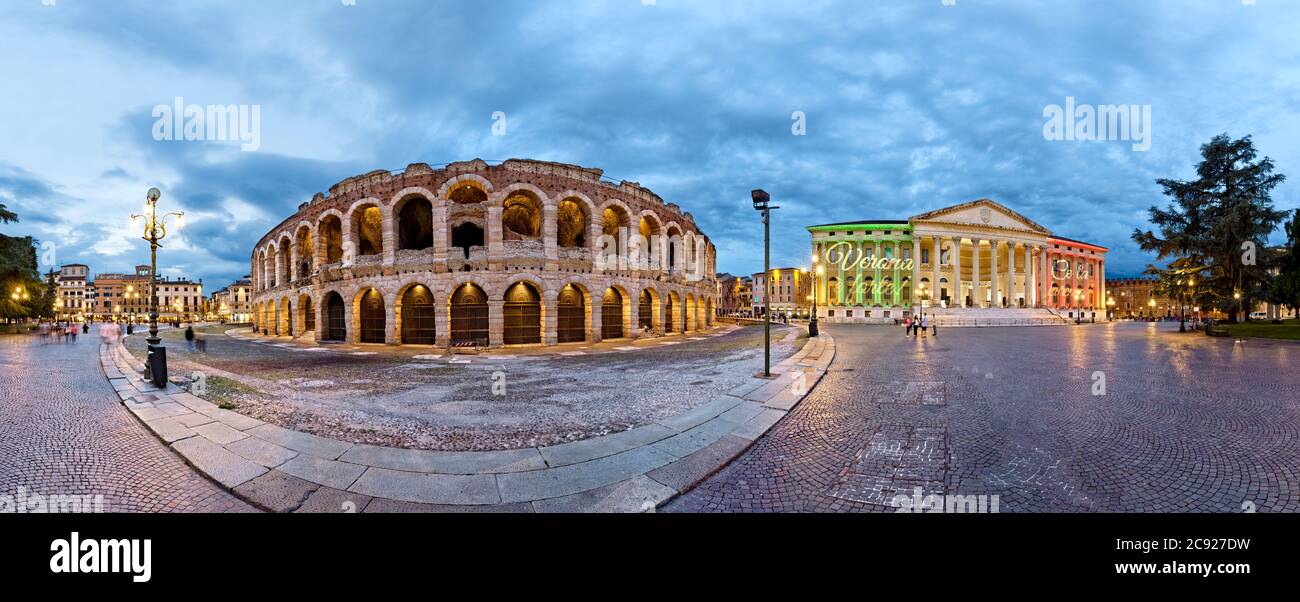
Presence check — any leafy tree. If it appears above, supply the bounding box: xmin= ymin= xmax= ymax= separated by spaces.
xmin=0 ymin=204 xmax=47 ymax=323
xmin=1134 ymin=134 xmax=1288 ymax=322
xmin=1269 ymin=210 xmax=1300 ymax=316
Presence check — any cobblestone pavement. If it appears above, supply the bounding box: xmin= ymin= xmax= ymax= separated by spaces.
xmin=0 ymin=330 xmax=256 ymax=512
xmin=668 ymin=322 xmax=1300 ymax=513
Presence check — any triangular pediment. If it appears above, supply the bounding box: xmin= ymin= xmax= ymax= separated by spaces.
xmin=910 ymin=199 xmax=1049 ymax=234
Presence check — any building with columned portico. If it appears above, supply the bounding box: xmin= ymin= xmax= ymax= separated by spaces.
xmin=808 ymin=199 xmax=1108 ymax=325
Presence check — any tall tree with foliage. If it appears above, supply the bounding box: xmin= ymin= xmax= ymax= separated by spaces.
xmin=1269 ymin=209 xmax=1300 ymax=316
xmin=1134 ymin=134 xmax=1288 ymax=322
xmin=1 ymin=203 xmax=48 ymax=323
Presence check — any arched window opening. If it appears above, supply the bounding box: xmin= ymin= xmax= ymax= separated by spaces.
xmin=557 ymin=199 xmax=587 ymax=248
xmin=358 ymin=289 xmax=385 ymax=343
xmin=398 ymin=197 xmax=433 ymax=250
xmin=400 ymin=285 xmax=436 ymax=345
xmin=503 ymin=282 xmax=541 ymax=345
xmin=601 ymin=288 xmax=623 ymax=339
xmin=556 ymin=285 xmax=585 ymax=343
xmin=450 ymin=284 xmax=489 ymax=345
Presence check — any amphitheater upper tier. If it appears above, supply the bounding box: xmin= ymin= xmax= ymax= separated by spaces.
xmin=249 ymin=158 xmax=718 ymax=347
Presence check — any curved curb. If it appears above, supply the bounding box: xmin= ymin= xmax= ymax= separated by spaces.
xmin=98 ymin=327 xmax=834 ymax=513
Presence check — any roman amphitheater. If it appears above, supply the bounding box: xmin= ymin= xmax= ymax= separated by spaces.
xmin=248 ymin=159 xmax=718 ymax=347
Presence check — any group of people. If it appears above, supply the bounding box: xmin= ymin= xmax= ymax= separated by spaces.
xmin=36 ymin=321 xmax=85 ymax=343
xmin=904 ymin=314 xmax=934 ymax=337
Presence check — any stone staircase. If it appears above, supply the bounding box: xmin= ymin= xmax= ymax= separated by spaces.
xmin=924 ymin=307 xmax=1072 ymax=327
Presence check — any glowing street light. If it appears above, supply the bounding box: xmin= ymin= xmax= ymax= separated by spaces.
xmin=130 ymin=187 xmax=184 ymax=386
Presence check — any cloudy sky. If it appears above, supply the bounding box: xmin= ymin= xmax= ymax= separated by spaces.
xmin=2 ymin=0 xmax=1298 ymax=288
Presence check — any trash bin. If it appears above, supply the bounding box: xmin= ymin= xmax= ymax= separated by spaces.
xmin=146 ymin=344 xmax=168 ymax=387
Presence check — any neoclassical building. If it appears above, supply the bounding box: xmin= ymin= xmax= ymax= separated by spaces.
xmin=809 ymin=199 xmax=1108 ymax=323
xmin=249 ymin=159 xmax=718 ymax=347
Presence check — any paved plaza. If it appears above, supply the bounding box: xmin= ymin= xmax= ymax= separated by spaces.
xmin=0 ymin=329 xmax=254 ymax=513
xmin=122 ymin=324 xmax=803 ymax=451
xmin=669 ymin=321 xmax=1300 ymax=513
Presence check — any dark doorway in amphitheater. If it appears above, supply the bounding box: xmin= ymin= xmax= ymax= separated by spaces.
xmin=401 ymin=285 xmax=437 ymax=345
xmin=323 ymin=292 xmax=346 ymax=341
xmin=503 ymin=282 xmax=541 ymax=345
xmin=398 ymin=197 xmax=433 ymax=250
xmin=602 ymin=288 xmax=623 ymax=339
xmin=450 ymin=283 xmax=488 ymax=345
xmin=664 ymin=297 xmax=675 ymax=333
xmin=452 ymin=222 xmax=485 ymax=259
xmin=556 ymin=285 xmax=585 ymax=343
xmin=359 ymin=289 xmax=386 ymax=344
xmin=638 ymin=290 xmax=653 ymax=332
xmin=302 ymin=296 xmax=315 ymax=333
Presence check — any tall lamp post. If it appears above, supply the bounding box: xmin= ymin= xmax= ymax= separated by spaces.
xmin=131 ymin=188 xmax=184 ymax=386
xmin=809 ymin=254 xmax=821 ymax=337
xmin=752 ymin=189 xmax=778 ymax=378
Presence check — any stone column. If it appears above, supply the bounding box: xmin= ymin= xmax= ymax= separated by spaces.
xmin=382 ymin=206 xmax=396 ymax=267
xmin=384 ymin=294 xmax=397 ymax=345
xmin=542 ymin=297 xmax=557 ymax=345
xmin=930 ymin=235 xmax=940 ymax=307
xmin=432 ymin=203 xmax=449 ymax=272
xmin=990 ymin=239 xmax=999 ymax=308
xmin=487 ymin=204 xmax=504 ymax=270
xmin=543 ymin=204 xmax=558 ymax=271
xmin=1099 ymin=260 xmax=1107 ymax=314
xmin=1006 ymin=241 xmax=1015 ymax=307
xmin=1023 ymin=244 xmax=1033 ymax=307
xmin=434 ymin=295 xmax=449 ymax=347
xmin=873 ymin=239 xmax=883 ymax=305
xmin=488 ymin=299 xmax=504 ymax=347
xmin=912 ymin=237 xmax=921 ymax=309
xmin=1040 ymin=247 xmax=1050 ymax=308
xmin=590 ymin=296 xmax=602 ymax=343
xmin=952 ymin=236 xmax=962 ymax=307
xmin=1071 ymin=253 xmax=1079 ymax=310
xmin=628 ymin=294 xmax=641 ymax=339
xmin=971 ymin=238 xmax=981 ymax=308
xmin=289 ymin=242 xmax=298 ymax=282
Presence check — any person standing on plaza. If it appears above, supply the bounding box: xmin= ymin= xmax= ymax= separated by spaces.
xmin=921 ymin=314 xmax=930 ymax=337
xmin=184 ymin=325 xmax=195 ymax=351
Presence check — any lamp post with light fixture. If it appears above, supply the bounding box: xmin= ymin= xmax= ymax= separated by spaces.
xmin=809 ymin=254 xmax=821 ymax=337
xmin=752 ymin=189 xmax=778 ymax=378
xmin=131 ymin=188 xmax=184 ymax=386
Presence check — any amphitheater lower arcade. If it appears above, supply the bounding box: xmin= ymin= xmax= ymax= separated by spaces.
xmin=249 ymin=159 xmax=718 ymax=347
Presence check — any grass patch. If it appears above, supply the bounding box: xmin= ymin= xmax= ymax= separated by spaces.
xmin=202 ymin=375 xmax=257 ymax=410
xmin=1223 ymin=319 xmax=1300 ymax=341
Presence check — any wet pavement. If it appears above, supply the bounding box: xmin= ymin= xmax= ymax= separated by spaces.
xmin=667 ymin=321 xmax=1300 ymax=513
xmin=0 ymin=328 xmax=255 ymax=512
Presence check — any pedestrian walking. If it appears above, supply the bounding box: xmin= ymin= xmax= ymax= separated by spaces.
xmin=184 ymin=325 xmax=195 ymax=351
xmin=921 ymin=314 xmax=930 ymax=337
xmin=195 ymin=330 xmax=207 ymax=353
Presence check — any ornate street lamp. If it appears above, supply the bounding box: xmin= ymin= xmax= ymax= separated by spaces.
xmin=131 ymin=188 xmax=184 ymax=386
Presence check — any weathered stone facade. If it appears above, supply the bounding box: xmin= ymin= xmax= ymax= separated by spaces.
xmin=249 ymin=159 xmax=718 ymax=347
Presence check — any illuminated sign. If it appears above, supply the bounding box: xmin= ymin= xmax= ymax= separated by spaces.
xmin=821 ymin=241 xmax=914 ymax=272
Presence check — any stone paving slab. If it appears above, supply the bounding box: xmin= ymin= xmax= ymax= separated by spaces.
xmin=294 ymin=486 xmax=373 ymax=514
xmin=340 ymin=444 xmax=546 ymax=474
xmin=348 ymin=467 xmax=500 ymax=505
xmin=193 ymin=421 xmax=250 ymax=445
xmin=247 ymin=423 xmax=354 ymax=460
xmin=531 ymin=475 xmax=675 ymax=513
xmin=278 ymin=454 xmax=367 ymax=490
xmin=657 ymin=395 xmax=744 ymax=432
xmin=226 ymin=436 xmax=299 ymax=468
xmin=730 ymin=408 xmax=789 ymax=441
xmin=497 ymin=446 xmax=677 ymax=503
xmin=651 ymin=416 xmax=740 ymax=458
xmin=172 ymin=435 xmax=268 ymax=489
xmin=646 ymin=434 xmax=752 ymax=493
xmin=537 ymin=424 xmax=676 ymax=468
xmin=143 ymin=416 xmax=197 ymax=443
xmin=101 ymin=330 xmax=834 ymax=512
xmin=233 ymin=470 xmax=320 ymax=512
